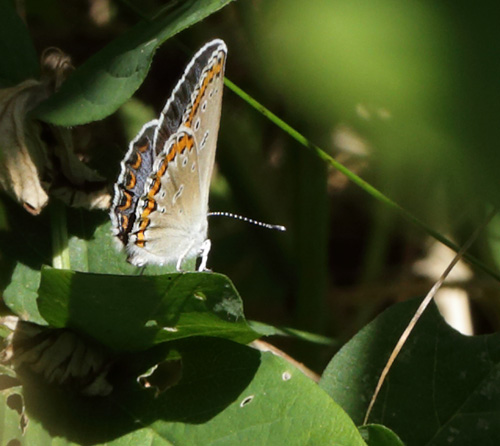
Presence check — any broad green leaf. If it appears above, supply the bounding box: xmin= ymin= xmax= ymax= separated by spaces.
xmin=37 ymin=267 xmax=259 ymax=351
xmin=0 ymin=198 xmax=186 ymax=322
xmin=0 ymin=365 xmax=26 ymax=446
xmin=320 ymin=297 xmax=500 ymax=446
xmin=0 ymin=0 xmax=39 ymax=84
xmin=3 ymin=263 xmax=46 ymax=325
xmin=67 ymin=219 xmax=178 ymax=275
xmin=14 ymin=338 xmax=367 ymax=446
xmin=33 ymin=0 xmax=235 ymax=125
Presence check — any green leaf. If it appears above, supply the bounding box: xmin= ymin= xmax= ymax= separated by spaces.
xmin=0 ymin=365 xmax=26 ymax=446
xmin=33 ymin=0 xmax=235 ymax=125
xmin=67 ymin=219 xmax=178 ymax=275
xmin=0 ymin=198 xmax=182 ymax=316
xmin=0 ymin=0 xmax=39 ymax=84
xmin=320 ymin=297 xmax=500 ymax=446
xmin=37 ymin=267 xmax=259 ymax=351
xmin=3 ymin=263 xmax=46 ymax=325
xmin=15 ymin=338 xmax=367 ymax=446
xmin=359 ymin=424 xmax=405 ymax=446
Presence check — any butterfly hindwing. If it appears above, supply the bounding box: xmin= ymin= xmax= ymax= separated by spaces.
xmin=110 ymin=120 xmax=157 ymax=244
xmin=127 ymin=127 xmax=205 ymax=266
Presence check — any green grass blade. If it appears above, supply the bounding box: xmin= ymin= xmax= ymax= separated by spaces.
xmin=224 ymin=78 xmax=500 ymax=282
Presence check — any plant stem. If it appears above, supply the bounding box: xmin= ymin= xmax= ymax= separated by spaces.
xmin=50 ymin=200 xmax=70 ymax=270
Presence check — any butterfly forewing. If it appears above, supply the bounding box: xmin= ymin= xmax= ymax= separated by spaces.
xmin=184 ymin=44 xmax=226 ymax=206
xmin=154 ymin=39 xmax=227 ymax=155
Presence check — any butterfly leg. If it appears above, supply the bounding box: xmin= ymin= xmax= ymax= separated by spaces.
xmin=176 ymin=249 xmax=188 ymax=272
xmin=197 ymin=239 xmax=211 ymax=271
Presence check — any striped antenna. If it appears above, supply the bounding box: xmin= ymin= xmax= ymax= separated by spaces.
xmin=208 ymin=212 xmax=286 ymax=231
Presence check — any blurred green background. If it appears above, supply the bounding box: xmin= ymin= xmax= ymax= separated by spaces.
xmin=2 ymin=0 xmax=500 ymax=371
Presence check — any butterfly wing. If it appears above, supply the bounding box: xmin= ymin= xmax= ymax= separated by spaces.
xmin=126 ymin=127 xmax=205 ymax=266
xmin=120 ymin=40 xmax=227 ymax=267
xmin=182 ymin=41 xmax=226 ymax=207
xmin=154 ymin=39 xmax=227 ymax=155
xmin=110 ymin=120 xmax=157 ymax=244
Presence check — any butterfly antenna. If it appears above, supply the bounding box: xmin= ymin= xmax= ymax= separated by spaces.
xmin=208 ymin=212 xmax=286 ymax=232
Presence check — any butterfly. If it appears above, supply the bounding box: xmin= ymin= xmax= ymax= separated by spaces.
xmin=110 ymin=39 xmax=227 ymax=271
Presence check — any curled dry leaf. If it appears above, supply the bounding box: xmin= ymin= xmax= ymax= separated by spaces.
xmin=1 ymin=316 xmax=113 ymax=396
xmin=0 ymin=48 xmax=110 ymax=215
xmin=0 ymin=80 xmax=51 ymax=214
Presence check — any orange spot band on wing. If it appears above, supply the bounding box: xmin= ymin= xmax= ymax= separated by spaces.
xmin=185 ymin=52 xmax=225 ymax=127
xmin=178 ymin=133 xmax=194 ymax=154
xmin=167 ymin=143 xmax=176 ymax=162
xmin=120 ymin=214 xmax=129 ymax=232
xmin=130 ymin=151 xmax=142 ymax=169
xmin=148 ymin=176 xmax=162 ymax=197
xmin=118 ymin=190 xmax=133 ymax=211
xmin=126 ymin=171 xmax=136 ymax=189
xmin=139 ymin=218 xmax=149 ymax=231
xmin=134 ymin=218 xmax=149 ymax=246
xmin=135 ymin=133 xmax=194 ymax=245
xmin=140 ymin=198 xmax=157 ymax=221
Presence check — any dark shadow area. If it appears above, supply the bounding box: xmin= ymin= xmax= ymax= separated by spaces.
xmin=0 ymin=193 xmax=109 ymax=287
xmin=19 ymin=336 xmax=261 ymax=445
